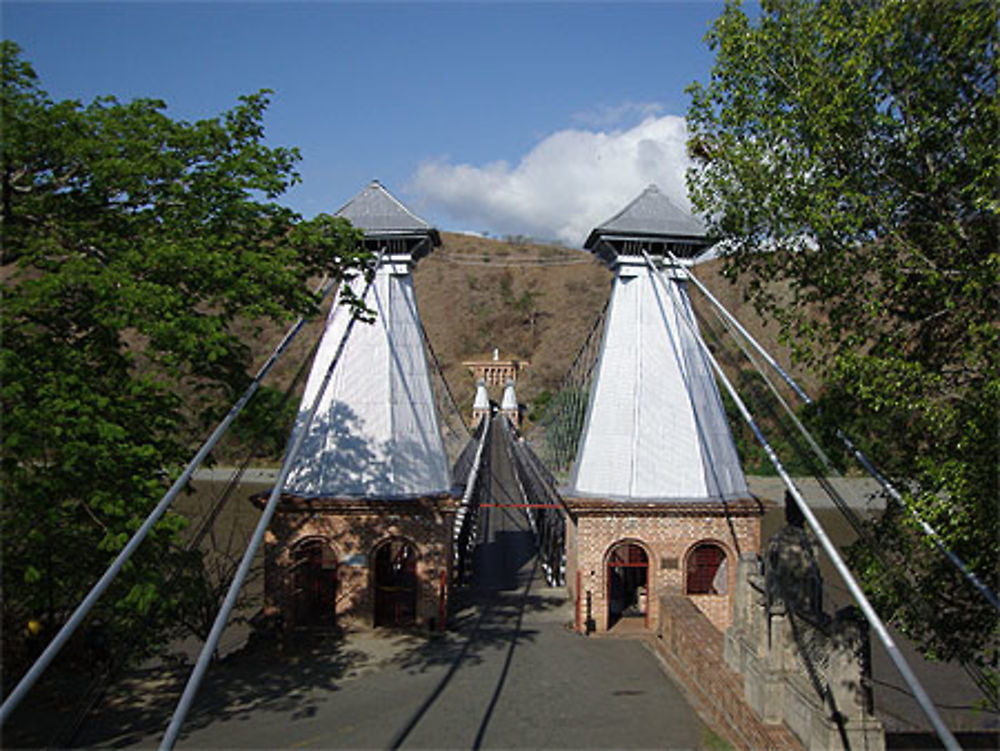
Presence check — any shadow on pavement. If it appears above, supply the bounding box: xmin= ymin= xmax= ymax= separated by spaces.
xmin=10 ymin=632 xmax=370 ymax=749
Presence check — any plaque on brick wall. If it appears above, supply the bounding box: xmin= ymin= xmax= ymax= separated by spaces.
xmin=342 ymin=553 xmax=367 ymax=567
xmin=661 ymin=557 xmax=678 ymax=570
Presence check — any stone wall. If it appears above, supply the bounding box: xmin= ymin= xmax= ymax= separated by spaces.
xmin=724 ymin=526 xmax=885 ymax=751
xmin=655 ymin=595 xmax=804 ymax=751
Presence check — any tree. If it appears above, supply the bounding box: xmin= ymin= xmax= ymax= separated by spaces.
xmin=0 ymin=41 xmax=367 ymax=675
xmin=686 ymin=0 xmax=999 ymax=693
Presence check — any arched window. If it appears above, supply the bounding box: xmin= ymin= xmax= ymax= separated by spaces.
xmin=291 ymin=538 xmax=338 ymax=627
xmin=373 ymin=538 xmax=418 ymax=627
xmin=686 ymin=542 xmax=728 ymax=595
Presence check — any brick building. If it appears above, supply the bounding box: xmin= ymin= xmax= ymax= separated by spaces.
xmin=562 ymin=185 xmax=764 ymax=634
xmin=261 ymin=181 xmax=456 ymax=631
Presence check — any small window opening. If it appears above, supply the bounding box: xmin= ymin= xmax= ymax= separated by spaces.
xmin=686 ymin=543 xmax=728 ymax=595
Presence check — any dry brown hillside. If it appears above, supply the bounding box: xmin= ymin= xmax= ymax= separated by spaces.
xmin=413 ymin=233 xmax=609 ymax=414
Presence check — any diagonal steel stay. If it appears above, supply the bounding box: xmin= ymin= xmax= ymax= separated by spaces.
xmin=645 ymin=251 xmax=961 ymax=751
xmin=677 ymin=255 xmax=1000 ymax=614
xmin=159 ymin=258 xmax=382 ymax=750
xmin=0 ymin=278 xmax=337 ymax=726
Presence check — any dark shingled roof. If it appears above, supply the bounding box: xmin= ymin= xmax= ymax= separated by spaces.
xmin=335 ymin=180 xmax=441 ymax=245
xmin=584 ymin=184 xmax=706 ymax=250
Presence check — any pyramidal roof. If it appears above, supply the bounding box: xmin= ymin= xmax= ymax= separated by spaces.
xmin=584 ymin=184 xmax=706 ymax=250
xmin=335 ymin=180 xmax=441 ymax=244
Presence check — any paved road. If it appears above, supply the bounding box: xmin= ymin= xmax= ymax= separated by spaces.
xmin=78 ymin=427 xmax=708 ymax=750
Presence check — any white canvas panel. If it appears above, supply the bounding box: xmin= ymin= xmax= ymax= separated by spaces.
xmin=568 ymin=262 xmax=748 ymax=502
xmin=570 ymin=272 xmax=639 ymax=496
xmin=384 ymin=273 xmax=451 ymax=495
xmin=672 ymin=281 xmax=749 ymax=499
xmin=635 ymin=268 xmax=708 ymax=497
xmin=284 ymin=264 xmax=450 ymax=498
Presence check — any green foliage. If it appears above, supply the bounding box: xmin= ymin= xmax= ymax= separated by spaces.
xmin=0 ymin=41 xmax=367 ymax=674
xmin=688 ymin=1 xmax=998 ymax=680
xmin=719 ymin=371 xmax=820 ymax=477
xmin=527 ymin=389 xmax=553 ymax=424
xmin=219 ymin=385 xmax=299 ymax=462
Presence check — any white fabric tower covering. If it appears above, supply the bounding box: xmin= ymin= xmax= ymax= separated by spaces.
xmin=500 ymin=379 xmax=518 ymax=411
xmin=473 ymin=379 xmax=490 ymax=411
xmin=567 ymin=259 xmax=749 ymax=501
xmin=284 ymin=261 xmax=451 ymax=498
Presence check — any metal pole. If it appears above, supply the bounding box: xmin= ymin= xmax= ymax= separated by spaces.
xmin=159 ymin=262 xmax=379 ymax=750
xmin=0 ymin=279 xmax=335 ymax=725
xmin=677 ymin=256 xmax=999 ymax=613
xmin=646 ymin=253 xmax=962 ymax=751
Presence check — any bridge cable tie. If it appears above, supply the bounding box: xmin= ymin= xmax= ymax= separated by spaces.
xmin=645 ymin=251 xmax=962 ymax=751
xmin=674 ymin=254 xmax=999 ymax=614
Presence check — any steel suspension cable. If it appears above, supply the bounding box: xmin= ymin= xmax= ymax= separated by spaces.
xmin=417 ymin=317 xmax=472 ymax=441
xmin=0 ymin=278 xmax=337 ymax=725
xmin=697 ymin=304 xmax=870 ymax=542
xmin=51 ymin=329 xmax=323 ymax=748
xmin=644 ymin=252 xmax=961 ymax=751
xmin=676 ymin=256 xmax=1000 ymax=614
xmin=159 ymin=257 xmax=382 ymax=750
xmin=698 ymin=298 xmax=999 ymax=709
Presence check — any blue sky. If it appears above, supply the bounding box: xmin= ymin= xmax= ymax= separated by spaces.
xmin=4 ymin=1 xmax=731 ymax=245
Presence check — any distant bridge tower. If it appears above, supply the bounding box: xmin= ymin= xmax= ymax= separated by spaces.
xmin=471 ymin=378 xmax=490 ymax=428
xmin=262 ymin=180 xmax=455 ymax=632
xmin=563 ymin=184 xmax=764 ymax=634
xmin=500 ymin=378 xmax=520 ymax=428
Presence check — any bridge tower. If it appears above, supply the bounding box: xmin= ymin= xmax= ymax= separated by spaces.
xmin=261 ymin=180 xmax=456 ymax=631
xmin=564 ymin=184 xmax=764 ymax=634
xmin=500 ymin=378 xmax=520 ymax=428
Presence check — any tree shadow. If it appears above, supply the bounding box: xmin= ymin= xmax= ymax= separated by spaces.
xmin=57 ymin=632 xmax=370 ymax=748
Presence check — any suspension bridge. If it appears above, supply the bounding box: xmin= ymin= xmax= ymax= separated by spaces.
xmin=2 ymin=181 xmax=996 ymax=750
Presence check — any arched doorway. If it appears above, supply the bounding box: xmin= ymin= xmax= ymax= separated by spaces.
xmin=291 ymin=538 xmax=338 ymax=627
xmin=373 ymin=538 xmax=418 ymax=627
xmin=686 ymin=542 xmax=728 ymax=595
xmin=606 ymin=541 xmax=649 ymax=629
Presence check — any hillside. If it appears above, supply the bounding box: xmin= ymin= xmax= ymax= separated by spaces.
xmin=413 ymin=233 xmax=609 ymax=415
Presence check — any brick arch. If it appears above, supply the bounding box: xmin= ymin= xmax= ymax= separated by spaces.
xmin=288 ymin=535 xmax=340 ymax=627
xmin=683 ymin=539 xmax=732 ymax=596
xmin=604 ymin=538 xmax=652 ymax=629
xmin=288 ymin=532 xmax=341 ymax=559
xmin=370 ymin=536 xmax=420 ymax=627
xmin=602 ymin=537 xmax=652 ymax=568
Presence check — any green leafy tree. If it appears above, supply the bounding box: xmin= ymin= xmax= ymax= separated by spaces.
xmin=0 ymin=41 xmax=367 ymax=674
xmin=687 ymin=0 xmax=998 ymax=690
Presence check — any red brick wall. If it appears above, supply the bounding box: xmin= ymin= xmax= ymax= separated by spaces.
xmin=264 ymin=506 xmax=453 ymax=629
xmin=655 ymin=595 xmax=803 ymax=751
xmin=571 ymin=511 xmax=761 ymax=633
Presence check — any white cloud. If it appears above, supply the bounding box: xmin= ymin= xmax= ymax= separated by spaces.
xmin=408 ymin=114 xmax=694 ymax=247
